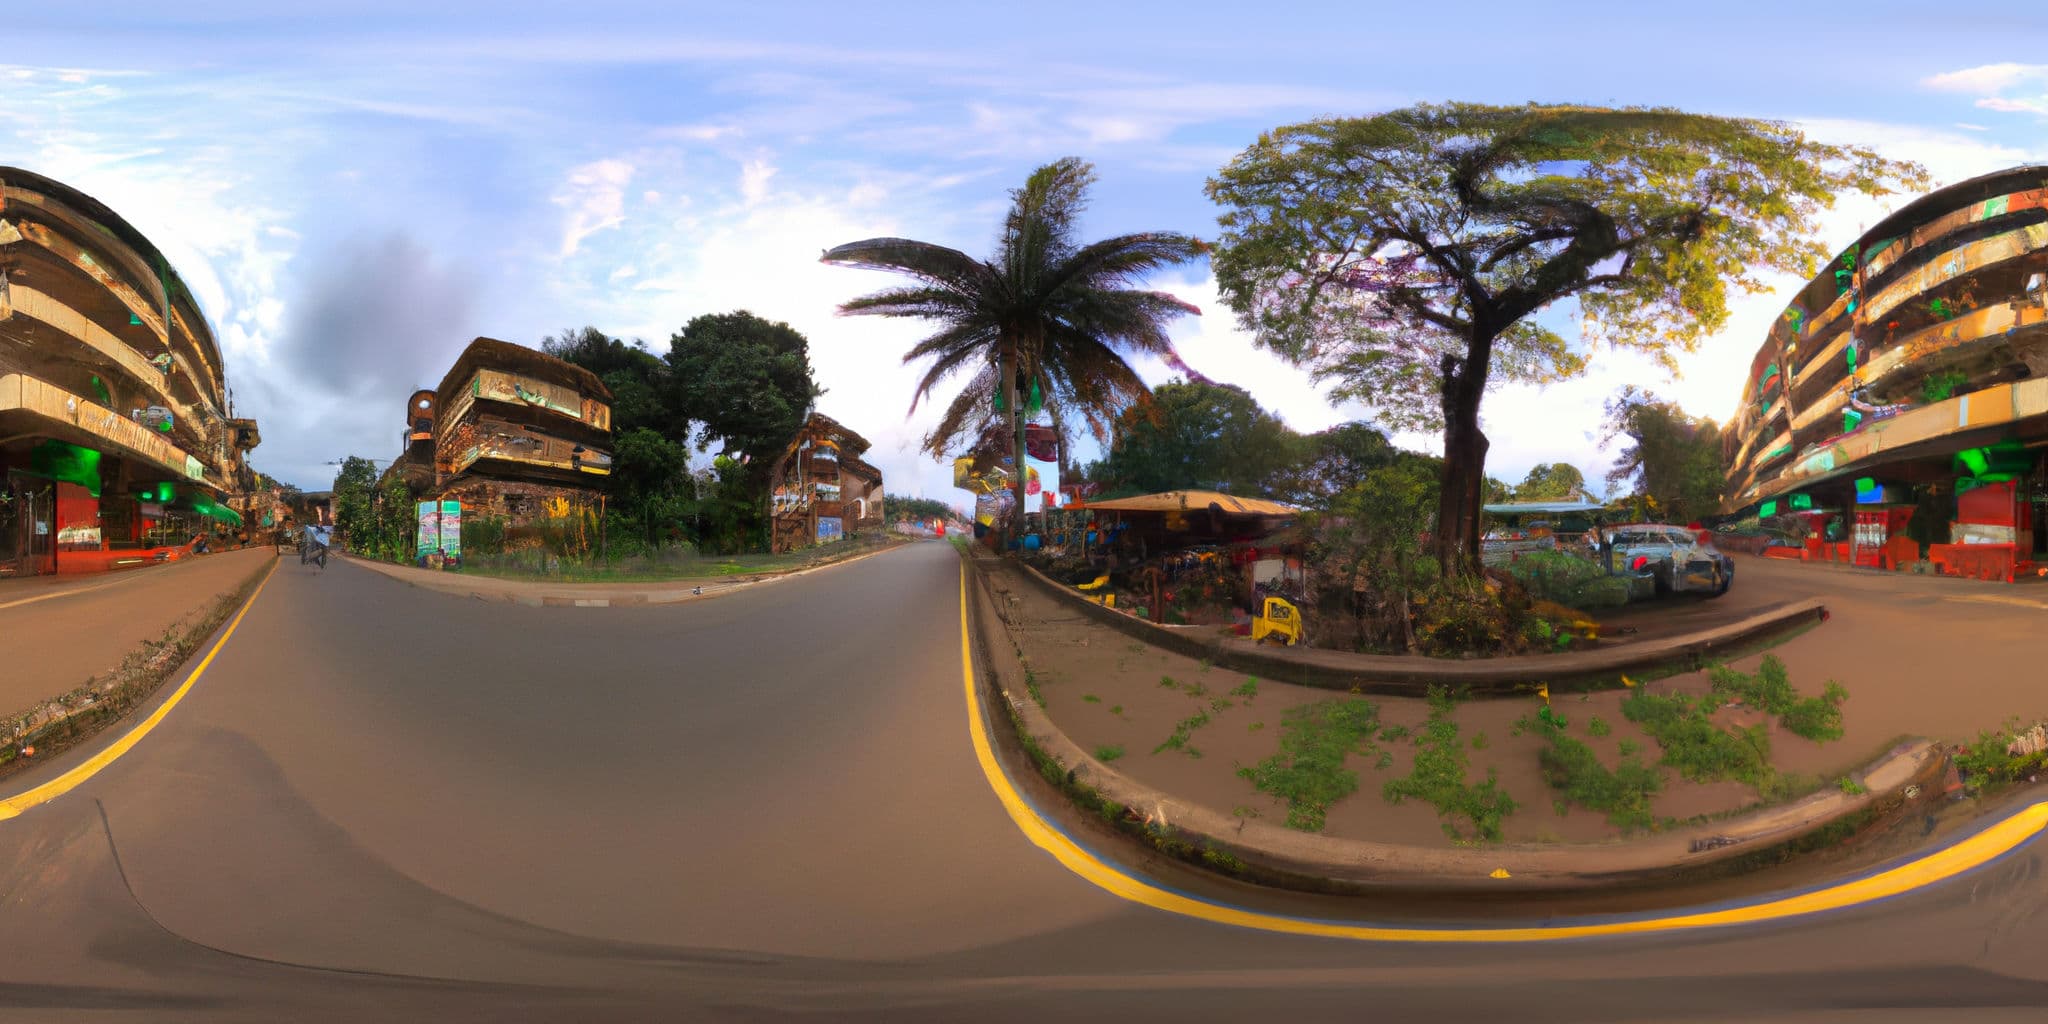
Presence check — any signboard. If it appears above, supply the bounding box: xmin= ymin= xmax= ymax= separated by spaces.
xmin=417 ymin=500 xmax=441 ymax=555
xmin=438 ymin=500 xmax=462 ymax=559
xmin=184 ymin=455 xmax=205 ymax=481
xmin=817 ymin=516 xmax=843 ymax=543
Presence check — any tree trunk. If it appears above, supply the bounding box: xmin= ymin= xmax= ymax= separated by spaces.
xmin=1433 ymin=338 xmax=1495 ymax=579
xmin=999 ymin=347 xmax=1028 ymax=542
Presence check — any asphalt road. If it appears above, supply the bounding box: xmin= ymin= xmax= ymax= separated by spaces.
xmin=5 ymin=542 xmax=2048 ymax=1021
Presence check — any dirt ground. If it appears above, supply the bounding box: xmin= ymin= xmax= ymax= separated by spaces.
xmin=992 ymin=553 xmax=2047 ymax=849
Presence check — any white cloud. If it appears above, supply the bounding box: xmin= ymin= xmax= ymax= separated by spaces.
xmin=550 ymin=158 xmax=634 ymax=257
xmin=1978 ymin=96 xmax=2048 ymax=116
xmin=1922 ymin=63 xmax=2048 ymax=95
xmin=739 ymin=158 xmax=777 ymax=207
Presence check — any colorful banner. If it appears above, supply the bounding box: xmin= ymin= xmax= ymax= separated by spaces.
xmin=417 ymin=500 xmax=441 ymax=555
xmin=817 ymin=516 xmax=843 ymax=542
xmin=439 ymin=500 xmax=462 ymax=559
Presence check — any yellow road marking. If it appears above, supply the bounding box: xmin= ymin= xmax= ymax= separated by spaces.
xmin=956 ymin=565 xmax=2048 ymax=941
xmin=1946 ymin=594 xmax=2048 ymax=610
xmin=1 ymin=560 xmax=277 ymax=821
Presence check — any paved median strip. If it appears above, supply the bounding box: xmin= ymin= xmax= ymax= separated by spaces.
xmin=955 ymin=564 xmax=2048 ymax=942
xmin=0 ymin=560 xmax=278 ymax=822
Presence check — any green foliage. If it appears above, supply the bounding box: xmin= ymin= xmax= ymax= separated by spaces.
xmin=1154 ymin=710 xmax=1213 ymax=758
xmin=1381 ymin=687 xmax=1517 ymax=842
xmin=1207 ymin=103 xmax=1927 ymax=571
xmin=1521 ymin=711 xmax=1663 ymax=832
xmin=1588 ymin=716 xmax=1611 ymax=738
xmin=1093 ymin=744 xmax=1125 ymax=763
xmin=1081 ymin=694 xmax=1101 ymax=703
xmin=541 ymin=327 xmax=668 ymax=434
xmin=1622 ymin=690 xmax=1774 ymax=788
xmin=1601 ymin=386 xmax=1726 ymax=524
xmin=1954 ymin=723 xmax=2048 ymax=795
xmin=825 ymin=156 xmax=1204 ymax=535
xmin=1412 ymin=573 xmax=1508 ymax=656
xmin=1236 ymin=699 xmax=1382 ymax=832
xmin=1275 ymin=422 xmax=1403 ymax=509
xmin=1091 ymin=379 xmax=1301 ymax=496
xmin=1838 ymin=776 xmax=1866 ymax=795
xmin=1707 ymin=656 xmax=1848 ymax=742
xmin=1921 ymin=369 xmax=1971 ymax=404
xmin=887 ymin=494 xmax=956 ymax=524
xmin=461 ymin=515 xmax=509 ymax=556
xmin=1307 ymin=457 xmax=1443 ymax=652
xmin=1230 ymin=678 xmax=1260 ymax=701
xmin=1506 ymin=549 xmax=1630 ymax=611
xmin=1516 ymin=462 xmax=1586 ymax=501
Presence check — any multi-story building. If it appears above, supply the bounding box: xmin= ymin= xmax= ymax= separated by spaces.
xmin=768 ymin=412 xmax=884 ymax=552
xmin=1724 ymin=165 xmax=2048 ymax=579
xmin=0 ymin=167 xmax=258 ymax=575
xmin=384 ymin=338 xmax=613 ymax=532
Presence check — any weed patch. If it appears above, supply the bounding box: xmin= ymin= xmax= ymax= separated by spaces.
xmin=1235 ymin=699 xmax=1382 ymax=832
xmin=1154 ymin=710 xmax=1214 ymax=758
xmin=1709 ymin=655 xmax=1847 ymax=742
xmin=1094 ymin=744 xmax=1125 ymax=763
xmin=1380 ymin=688 xmax=1517 ymax=843
xmin=1081 ymin=694 xmax=1100 ymax=704
xmin=1231 ymin=678 xmax=1260 ymax=701
xmin=1622 ymin=690 xmax=1773 ymax=791
xmin=1520 ymin=711 xmax=1662 ymax=832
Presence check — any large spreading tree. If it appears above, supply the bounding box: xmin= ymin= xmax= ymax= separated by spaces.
xmin=1208 ymin=102 xmax=1926 ymax=574
xmin=824 ymin=157 xmax=1207 ymax=537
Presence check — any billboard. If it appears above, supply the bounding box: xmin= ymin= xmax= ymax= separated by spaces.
xmin=817 ymin=516 xmax=843 ymax=543
xmin=417 ymin=501 xmax=441 ymax=554
xmin=439 ymin=500 xmax=463 ymax=559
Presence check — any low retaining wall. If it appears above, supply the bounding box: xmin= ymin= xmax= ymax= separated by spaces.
xmin=1006 ymin=557 xmax=1826 ymax=695
xmin=967 ymin=550 xmax=1943 ymax=897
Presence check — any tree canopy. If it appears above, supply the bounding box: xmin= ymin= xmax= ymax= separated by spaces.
xmin=1090 ymin=379 xmax=1299 ymax=497
xmin=887 ymin=494 xmax=956 ymax=523
xmin=824 ymin=156 xmax=1206 ymax=534
xmin=1515 ymin=462 xmax=1588 ymax=500
xmin=1207 ymin=102 xmax=1927 ymax=573
xmin=1600 ymin=386 xmax=1725 ymax=523
xmin=663 ymin=311 xmax=822 ymax=467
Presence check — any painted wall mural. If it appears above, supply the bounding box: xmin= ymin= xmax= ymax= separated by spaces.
xmin=470 ymin=369 xmax=612 ymax=432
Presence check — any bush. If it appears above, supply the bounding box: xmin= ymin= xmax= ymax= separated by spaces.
xmin=1413 ymin=574 xmax=1508 ymax=657
xmin=463 ymin=515 xmax=510 ymax=556
xmin=1508 ymin=549 xmax=1631 ymax=610
xmin=1708 ymin=656 xmax=1848 ymax=743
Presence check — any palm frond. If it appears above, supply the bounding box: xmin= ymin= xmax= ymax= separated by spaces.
xmin=822 ymin=238 xmax=995 ymax=292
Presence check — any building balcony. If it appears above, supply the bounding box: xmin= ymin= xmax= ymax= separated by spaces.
xmin=0 ymin=372 xmax=227 ymax=490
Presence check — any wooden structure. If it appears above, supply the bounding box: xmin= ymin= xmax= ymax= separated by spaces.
xmin=767 ymin=412 xmax=884 ymax=553
xmin=381 ymin=338 xmax=614 ymax=529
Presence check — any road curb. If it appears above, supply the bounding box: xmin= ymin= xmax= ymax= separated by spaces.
xmin=341 ymin=540 xmax=913 ymax=608
xmin=1004 ymin=553 xmax=1825 ymax=694
xmin=963 ymin=551 xmax=1945 ymax=897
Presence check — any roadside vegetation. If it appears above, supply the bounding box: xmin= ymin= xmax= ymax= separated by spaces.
xmin=1236 ymin=699 xmax=1383 ymax=832
xmin=1381 ymin=688 xmax=1518 ymax=843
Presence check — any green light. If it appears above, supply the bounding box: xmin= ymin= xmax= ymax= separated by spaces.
xmin=129 ymin=314 xmax=142 ymax=326
xmin=1855 ymin=478 xmax=1876 ymax=492
xmin=1791 ymin=494 xmax=1813 ymax=510
xmin=1760 ymin=500 xmax=1778 ymax=517
xmin=1958 ymin=449 xmax=1990 ymax=476
xmin=29 ymin=441 xmax=102 ymax=496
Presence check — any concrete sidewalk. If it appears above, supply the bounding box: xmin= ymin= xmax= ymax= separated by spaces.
xmin=0 ymin=547 xmax=275 ymax=715
xmin=341 ymin=539 xmax=916 ymax=607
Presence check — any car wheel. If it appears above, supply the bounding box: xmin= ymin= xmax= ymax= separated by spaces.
xmin=1652 ymin=569 xmax=1671 ymax=597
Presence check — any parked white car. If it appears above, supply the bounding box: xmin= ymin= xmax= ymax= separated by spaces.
xmin=1592 ymin=523 xmax=1734 ymax=598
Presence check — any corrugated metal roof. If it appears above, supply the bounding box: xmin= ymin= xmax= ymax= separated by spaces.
xmin=1482 ymin=501 xmax=1607 ymax=515
xmin=1081 ymin=490 xmax=1297 ymax=516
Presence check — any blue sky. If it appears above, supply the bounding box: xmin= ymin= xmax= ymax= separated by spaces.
xmin=7 ymin=3 xmax=2048 ymax=504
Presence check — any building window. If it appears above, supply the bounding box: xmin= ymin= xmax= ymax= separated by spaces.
xmin=504 ymin=494 xmax=531 ymax=516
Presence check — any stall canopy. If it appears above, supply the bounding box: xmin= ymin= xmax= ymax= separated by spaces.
xmin=1082 ymin=490 xmax=1297 ymax=517
xmin=1482 ymin=501 xmax=1606 ymax=516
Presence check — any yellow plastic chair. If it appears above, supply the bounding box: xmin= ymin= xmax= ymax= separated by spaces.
xmin=1251 ymin=596 xmax=1301 ymax=646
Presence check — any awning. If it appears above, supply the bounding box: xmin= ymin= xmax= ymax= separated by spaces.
xmin=1483 ymin=501 xmax=1607 ymax=515
xmin=1080 ymin=490 xmax=1297 ymax=516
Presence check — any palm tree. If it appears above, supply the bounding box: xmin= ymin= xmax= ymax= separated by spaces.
xmin=823 ymin=157 xmax=1206 ymax=539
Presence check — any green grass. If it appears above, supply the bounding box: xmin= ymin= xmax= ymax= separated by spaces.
xmin=1837 ymin=776 xmax=1865 ymax=795
xmin=1094 ymin=744 xmax=1125 ymax=763
xmin=1024 ymin=668 xmax=1045 ymax=709
xmin=1955 ymin=721 xmax=2048 ymax=795
xmin=1158 ymin=675 xmax=1178 ymax=689
xmin=1231 ymin=678 xmax=1260 ymax=701
xmin=1522 ymin=712 xmax=1662 ymax=832
xmin=1247 ymin=721 xmax=1265 ymax=732
xmin=1209 ymin=697 xmax=1233 ymax=713
xmin=1622 ymin=690 xmax=1774 ymax=791
xmin=1588 ymin=716 xmax=1611 ymax=738
xmin=1109 ymin=704 xmax=1123 ymax=716
xmin=1378 ymin=724 xmax=1410 ymax=742
xmin=1235 ymin=698 xmax=1382 ymax=832
xmin=1081 ymin=694 xmax=1101 ymax=704
xmin=1708 ymin=655 xmax=1848 ymax=742
xmin=1380 ymin=687 xmax=1518 ymax=843
xmin=1154 ymin=710 xmax=1214 ymax=758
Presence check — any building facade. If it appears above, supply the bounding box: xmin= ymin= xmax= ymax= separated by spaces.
xmin=384 ymin=338 xmax=613 ymax=536
xmin=768 ymin=412 xmax=883 ymax=553
xmin=1724 ymin=165 xmax=2048 ymax=578
xmin=1 ymin=167 xmax=258 ymax=575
